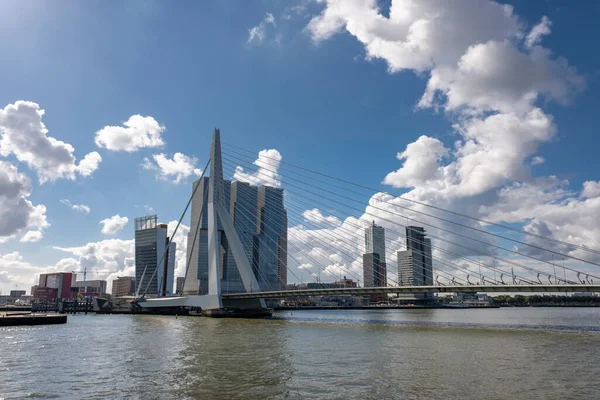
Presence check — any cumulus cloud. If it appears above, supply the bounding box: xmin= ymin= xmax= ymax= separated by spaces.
xmin=0 ymin=101 xmax=102 ymax=183
xmin=291 ymin=0 xmax=597 ymax=284
xmin=76 ymin=152 xmax=103 ymax=177
xmin=303 ymin=208 xmax=342 ymax=226
xmin=582 ymin=181 xmax=600 ymax=199
xmin=305 ymin=1 xmax=583 ymax=203
xmin=483 ymin=179 xmax=600 ymax=262
xmin=55 ymin=239 xmax=135 ymax=293
xmin=526 ymin=16 xmax=552 ymax=49
xmin=60 ymin=199 xmax=91 ymax=215
xmin=305 ymin=0 xmax=584 ymax=197
xmin=531 ymin=156 xmax=545 ymax=166
xmin=100 ymin=214 xmax=129 ymax=235
xmin=0 ymin=251 xmax=62 ymax=293
xmin=142 ymin=152 xmax=202 ymax=184
xmin=0 ymin=161 xmax=49 ymax=242
xmin=234 ymin=149 xmax=282 ymax=187
xmin=165 ymin=220 xmax=190 ymax=280
xmin=383 ymin=136 xmax=449 ymax=189
xmin=0 ymin=224 xmax=188 ymax=293
xmin=418 ymin=41 xmax=583 ymax=114
xmin=95 ymin=115 xmax=165 ymax=152
xmin=20 ymin=230 xmax=43 ymax=243
xmin=248 ymin=12 xmax=276 ymax=44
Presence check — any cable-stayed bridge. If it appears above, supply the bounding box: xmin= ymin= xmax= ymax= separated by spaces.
xmin=137 ymin=129 xmax=600 ymax=315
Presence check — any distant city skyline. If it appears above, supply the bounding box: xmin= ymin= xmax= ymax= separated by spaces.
xmin=1 ymin=1 xmax=599 ymax=294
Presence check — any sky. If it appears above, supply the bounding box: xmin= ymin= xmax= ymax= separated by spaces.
xmin=0 ymin=0 xmax=599 ymax=294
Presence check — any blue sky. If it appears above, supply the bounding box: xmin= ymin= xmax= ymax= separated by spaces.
xmin=1 ymin=0 xmax=599 ymax=293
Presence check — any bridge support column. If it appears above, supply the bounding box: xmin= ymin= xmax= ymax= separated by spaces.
xmin=204 ymin=128 xmax=267 ymax=315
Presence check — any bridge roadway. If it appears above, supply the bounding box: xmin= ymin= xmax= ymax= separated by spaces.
xmin=221 ymin=284 xmax=600 ymax=300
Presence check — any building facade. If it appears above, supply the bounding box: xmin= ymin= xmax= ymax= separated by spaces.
xmin=183 ymin=177 xmax=288 ymax=295
xmin=134 ymin=215 xmax=176 ymax=297
xmin=397 ymin=226 xmax=434 ymax=301
xmin=73 ymin=280 xmax=107 ymax=298
xmin=363 ymin=222 xmax=387 ymax=288
xmin=176 ymin=277 xmax=185 ymax=294
xmin=35 ymin=272 xmax=76 ymax=301
xmin=112 ymin=276 xmax=136 ymax=297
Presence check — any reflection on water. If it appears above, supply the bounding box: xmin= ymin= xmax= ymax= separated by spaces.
xmin=1 ymin=308 xmax=600 ymax=399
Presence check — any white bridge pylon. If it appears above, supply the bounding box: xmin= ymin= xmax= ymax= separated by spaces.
xmin=205 ymin=129 xmax=265 ymax=309
xmin=140 ymin=129 xmax=265 ymax=311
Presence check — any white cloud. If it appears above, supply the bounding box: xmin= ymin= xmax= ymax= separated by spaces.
xmin=100 ymin=214 xmax=129 ymax=235
xmin=165 ymin=220 xmax=190 ymax=280
xmin=0 ymin=251 xmax=79 ymax=293
xmin=248 ymin=12 xmax=277 ymax=44
xmin=531 ymin=156 xmax=545 ymax=166
xmin=77 ymin=152 xmax=103 ymax=177
xmin=55 ymin=239 xmax=135 ymax=293
xmin=20 ymin=230 xmax=43 ymax=243
xmin=418 ymin=40 xmax=583 ymax=114
xmin=307 ymin=0 xmax=520 ymax=72
xmin=1 ymin=228 xmax=186 ymax=293
xmin=306 ymin=1 xmax=583 ymax=202
xmin=305 ymin=0 xmax=583 ymax=199
xmin=234 ymin=149 xmax=282 ymax=187
xmin=95 ymin=115 xmax=165 ymax=152
xmin=582 ymin=181 xmax=600 ymax=199
xmin=60 ymin=199 xmax=91 ymax=215
xmin=526 ymin=16 xmax=552 ymax=49
xmin=290 ymin=1 xmax=596 ymax=284
xmin=483 ymin=179 xmax=600 ymax=262
xmin=0 ymin=161 xmax=49 ymax=242
xmin=142 ymin=152 xmax=202 ymax=184
xmin=383 ymin=136 xmax=449 ymax=189
xmin=303 ymin=208 xmax=341 ymax=226
xmin=0 ymin=101 xmax=102 ymax=183
xmin=0 ymin=220 xmax=190 ymax=293
xmin=73 ymin=204 xmax=91 ymax=214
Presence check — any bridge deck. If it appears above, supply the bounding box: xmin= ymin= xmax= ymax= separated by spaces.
xmin=221 ymin=284 xmax=600 ymax=300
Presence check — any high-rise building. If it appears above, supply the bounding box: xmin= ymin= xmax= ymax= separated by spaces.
xmin=134 ymin=215 xmax=176 ymax=297
xmin=176 ymin=277 xmax=185 ymax=294
xmin=397 ymin=226 xmax=434 ymax=300
xmin=112 ymin=276 xmax=136 ymax=297
xmin=255 ymin=185 xmax=288 ymax=291
xmin=183 ymin=177 xmax=288 ymax=295
xmin=363 ymin=222 xmax=387 ymax=288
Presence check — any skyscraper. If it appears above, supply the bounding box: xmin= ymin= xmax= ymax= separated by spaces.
xmin=255 ymin=185 xmax=288 ymax=291
xmin=183 ymin=177 xmax=288 ymax=295
xmin=363 ymin=222 xmax=387 ymax=288
xmin=397 ymin=226 xmax=434 ymax=300
xmin=134 ymin=215 xmax=176 ymax=297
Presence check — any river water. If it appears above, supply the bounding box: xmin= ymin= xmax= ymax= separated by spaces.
xmin=2 ymin=308 xmax=600 ymax=399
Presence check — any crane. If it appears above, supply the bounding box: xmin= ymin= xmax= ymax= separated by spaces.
xmin=72 ymin=267 xmax=87 ymax=281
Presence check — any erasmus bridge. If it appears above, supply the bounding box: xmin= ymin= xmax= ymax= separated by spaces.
xmin=137 ymin=129 xmax=600 ymax=315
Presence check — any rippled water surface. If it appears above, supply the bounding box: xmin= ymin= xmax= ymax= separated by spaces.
xmin=2 ymin=308 xmax=600 ymax=399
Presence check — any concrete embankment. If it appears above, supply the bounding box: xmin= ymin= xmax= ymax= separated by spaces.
xmin=0 ymin=313 xmax=67 ymax=326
